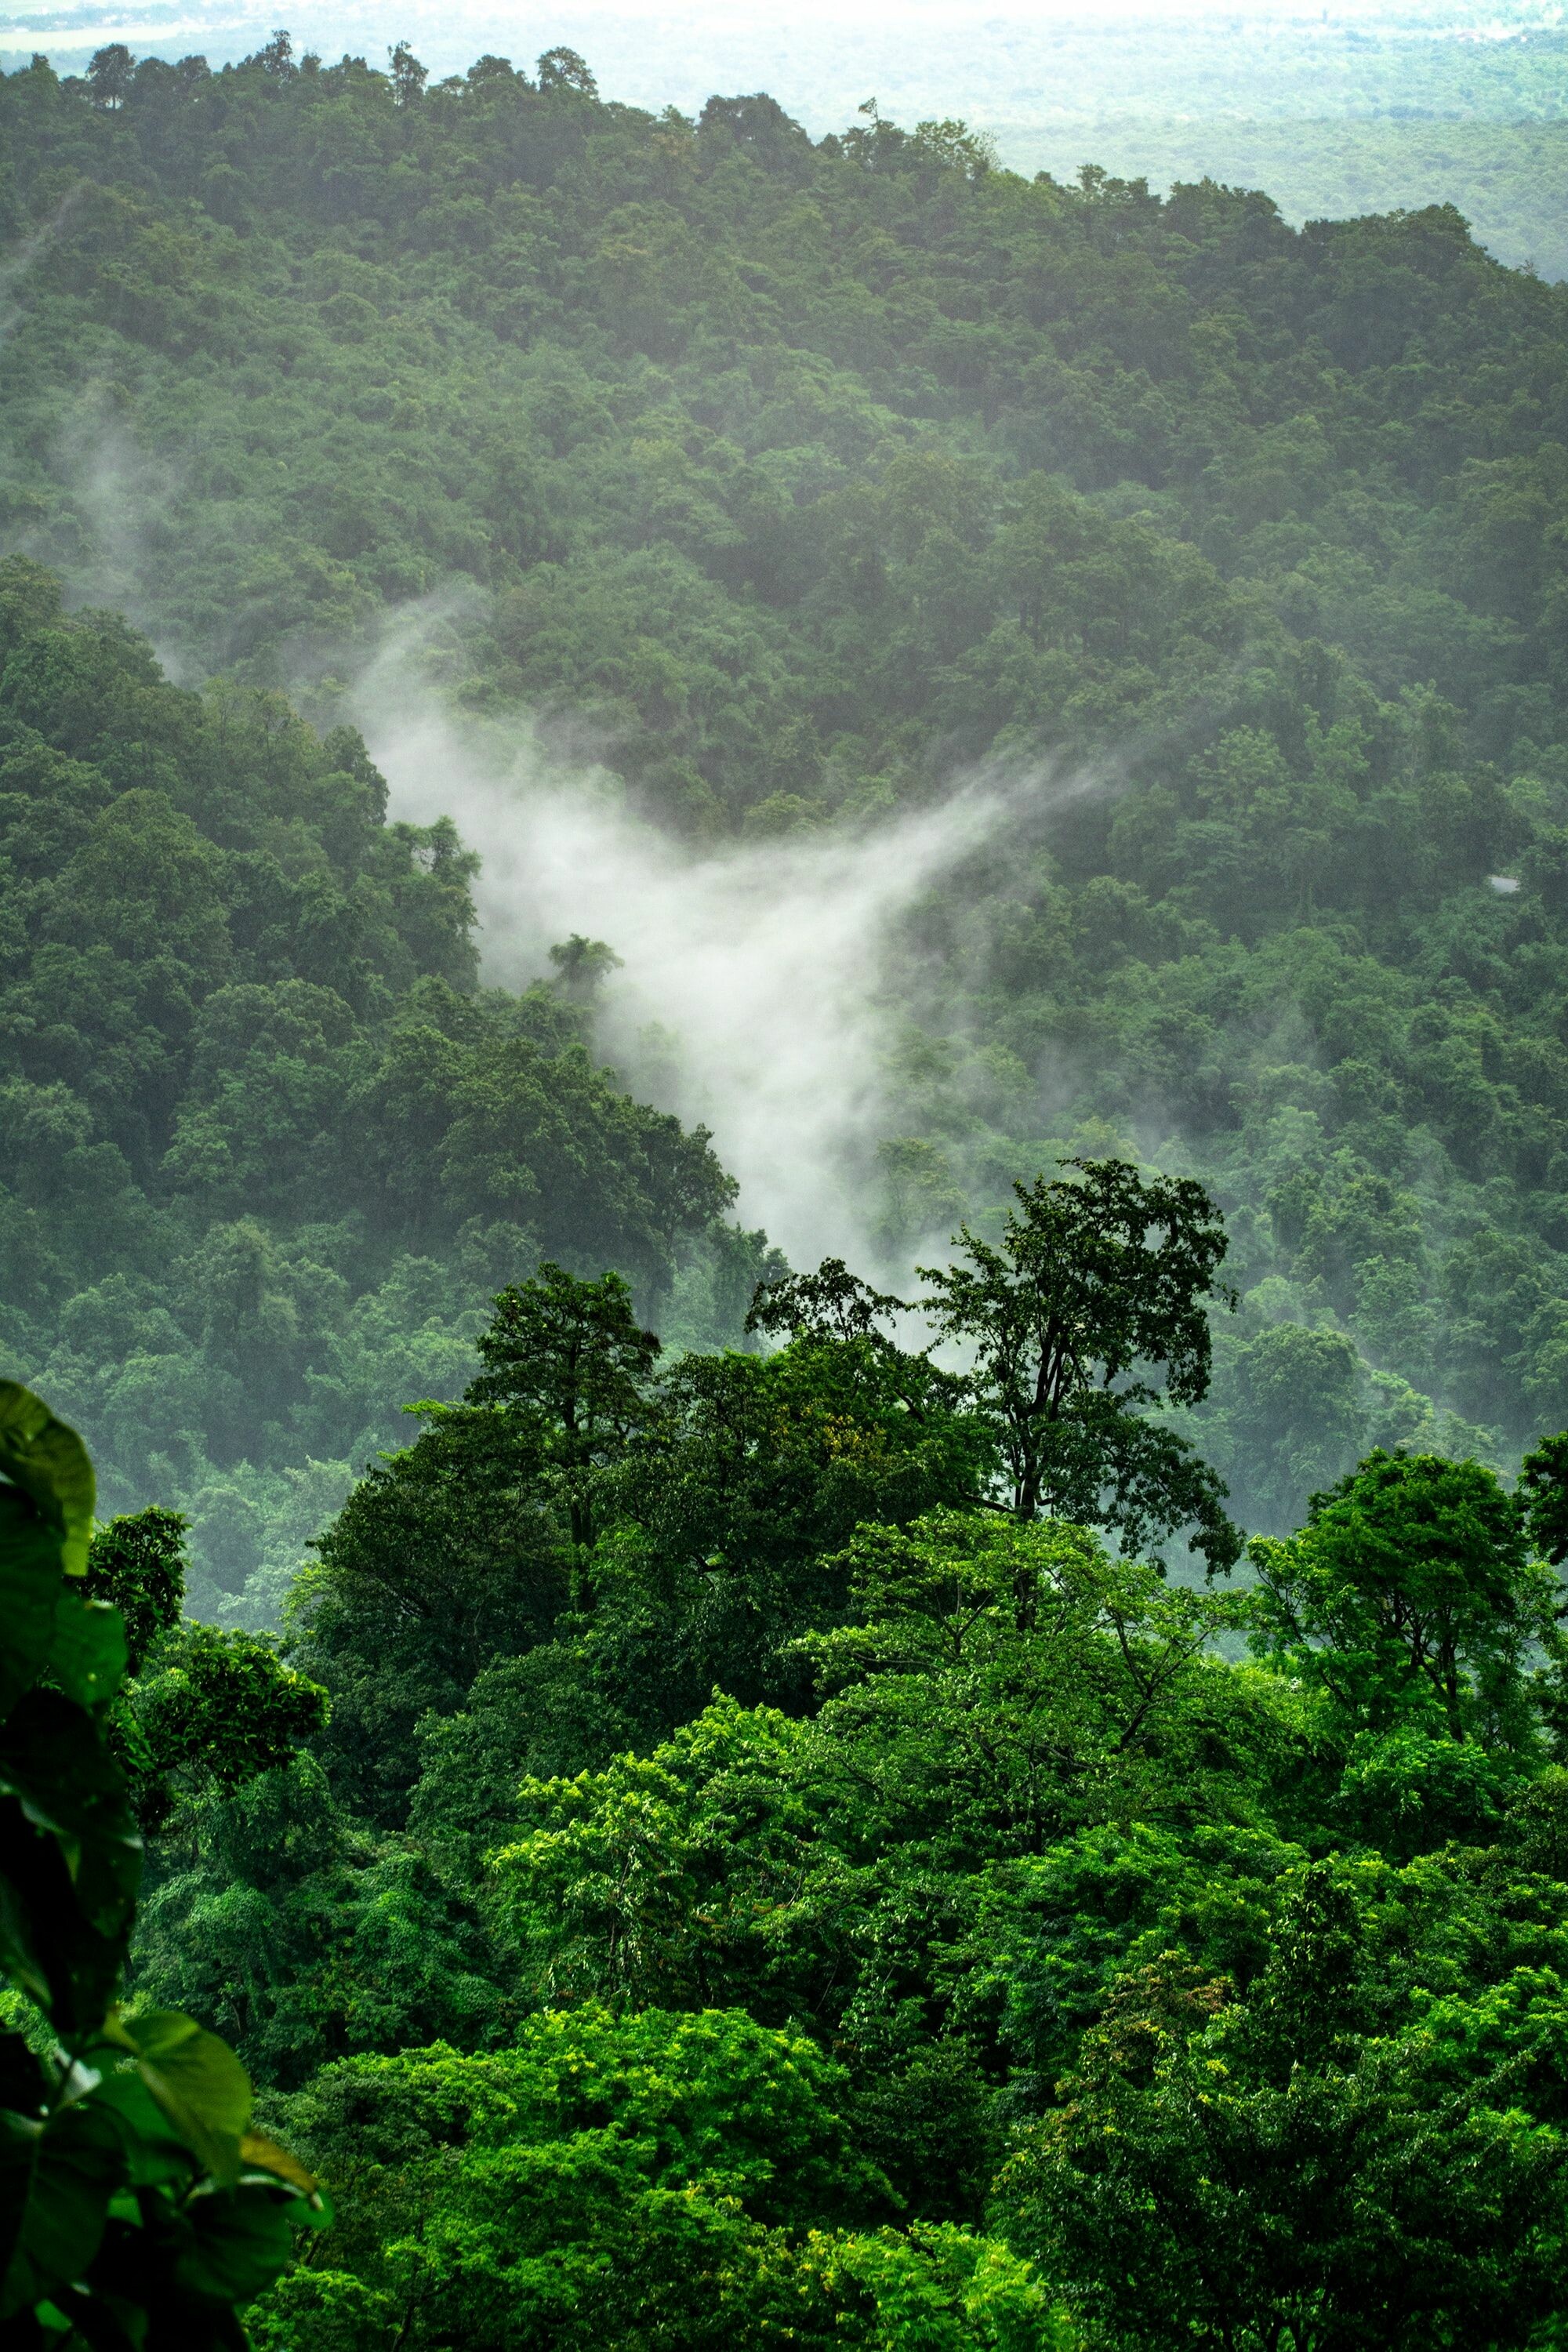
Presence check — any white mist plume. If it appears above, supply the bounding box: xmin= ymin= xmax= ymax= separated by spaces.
xmin=348 ymin=626 xmax=1099 ymax=1272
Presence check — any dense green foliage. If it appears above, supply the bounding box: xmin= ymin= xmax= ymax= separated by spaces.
xmin=92 ymin=1246 xmax=1568 ymax=2349
xmin=5 ymin=38 xmax=1568 ymax=1552
xmin=0 ymin=1382 xmax=321 ymax=2346
xmin=0 ymin=557 xmax=743 ymax=1613
xmin=15 ymin=7 xmax=1568 ymax=274
xmin=9 ymin=28 xmax=1568 ymax=2347
xmin=1011 ymin=118 xmax=1568 ymax=285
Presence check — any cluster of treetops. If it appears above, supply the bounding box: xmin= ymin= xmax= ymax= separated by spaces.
xmin=2 ymin=39 xmax=1568 ymax=1606
xmin=10 ymin=1159 xmax=1568 ymax=2346
xmin=1021 ymin=116 xmax=1568 ymax=286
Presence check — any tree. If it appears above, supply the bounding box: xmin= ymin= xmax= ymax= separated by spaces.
xmin=547 ymin=931 xmax=622 ymax=1001
xmin=467 ymin=1261 xmax=662 ymax=1563
xmin=85 ymin=42 xmax=133 ymax=109
xmin=296 ymin=1265 xmax=662 ymax=1818
xmin=387 ymin=41 xmax=427 ymax=106
xmin=399 ymin=1312 xmax=989 ymax=1842
xmin=81 ymin=1501 xmax=329 ymax=1830
xmin=253 ymin=2006 xmax=885 ymax=2349
xmin=85 ymin=1504 xmax=185 ymax=1672
xmin=1248 ymin=1449 xmax=1557 ymax=1746
xmin=129 ymin=1754 xmax=509 ymax=2089
xmin=1518 ymin=1427 xmax=1568 ymax=1564
xmin=1209 ymin=1323 xmax=1367 ymax=1534
xmin=798 ymin=1510 xmax=1261 ymax=1861
xmin=494 ymin=1513 xmax=1265 ymax=2017
xmin=294 ymin=1401 xmax=571 ymax=1824
xmin=536 ymin=45 xmax=597 ymax=98
xmin=595 ymin=1327 xmax=986 ymax=1708
xmin=919 ymin=1161 xmax=1240 ymax=1567
xmin=1001 ymin=1868 xmax=1568 ymax=2351
xmin=793 ymin=2223 xmax=1074 ymax=2351
xmin=126 ymin=1623 xmax=328 ymax=1832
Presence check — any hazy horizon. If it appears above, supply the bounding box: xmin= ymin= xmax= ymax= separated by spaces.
xmin=5 ymin=0 xmax=1564 ymax=117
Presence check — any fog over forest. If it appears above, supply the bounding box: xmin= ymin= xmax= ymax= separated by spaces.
xmin=4 ymin=16 xmax=1568 ymax=2349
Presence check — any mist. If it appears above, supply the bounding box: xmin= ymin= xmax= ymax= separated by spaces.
xmin=348 ymin=632 xmax=1092 ymax=1276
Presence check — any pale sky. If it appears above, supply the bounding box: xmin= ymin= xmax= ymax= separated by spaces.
xmin=3 ymin=0 xmax=1563 ymax=67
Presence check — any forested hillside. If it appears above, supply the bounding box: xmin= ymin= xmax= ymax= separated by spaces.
xmin=3 ymin=36 xmax=1568 ymax=1545
xmin=0 ymin=559 xmax=747 ymax=1617
xmin=11 ymin=6 xmax=1568 ymax=275
xmin=7 ymin=41 xmax=1568 ymax=2347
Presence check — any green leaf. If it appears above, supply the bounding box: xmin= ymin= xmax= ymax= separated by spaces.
xmin=0 ymin=1847 xmax=54 ymax=2016
xmin=0 ymin=2033 xmax=53 ymax=2282
xmin=0 ymin=1692 xmax=141 ymax=2031
xmin=173 ymin=2185 xmax=296 ymax=2305
xmin=111 ymin=2015 xmax=250 ymax=2187
xmin=0 ymin=2100 xmax=124 ymax=2320
xmin=45 ymin=1597 xmax=127 ymax=1712
xmin=0 ymin=1489 xmax=65 ymax=1728
xmin=0 ymin=2107 xmax=40 ymax=2290
xmin=0 ymin=1387 xmax=95 ymax=1579
xmin=0 ymin=1693 xmax=142 ymax=1933
xmin=88 ymin=2067 xmax=198 ymax=2190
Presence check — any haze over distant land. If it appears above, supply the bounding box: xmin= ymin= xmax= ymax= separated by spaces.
xmin=4 ymin=0 xmax=1567 ymax=270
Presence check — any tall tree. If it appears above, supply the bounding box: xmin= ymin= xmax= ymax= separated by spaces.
xmin=919 ymin=1160 xmax=1240 ymax=1566
xmin=468 ymin=1262 xmax=662 ymax=1564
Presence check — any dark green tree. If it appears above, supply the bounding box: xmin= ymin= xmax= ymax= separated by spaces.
xmin=467 ymin=1261 xmax=662 ymax=1566
xmin=1249 ymin=1449 xmax=1556 ymax=1746
xmin=1002 ymin=1868 xmax=1568 ymax=2352
xmin=126 ymin=1624 xmax=328 ymax=1834
xmin=918 ymin=1160 xmax=1240 ymax=1566
xmin=85 ymin=1504 xmax=186 ymax=1673
xmin=298 ymin=1265 xmax=662 ymax=1820
xmin=546 ymin=933 xmax=623 ymax=1003
xmin=294 ymin=1402 xmax=569 ymax=1825
xmin=1518 ymin=1427 xmax=1568 ymax=1566
xmin=387 ymin=41 xmax=427 ymax=106
xmin=85 ymin=41 xmax=133 ymax=108
xmin=535 ymin=45 xmax=597 ymax=97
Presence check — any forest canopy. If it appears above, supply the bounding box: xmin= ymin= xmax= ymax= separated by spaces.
xmin=5 ymin=36 xmax=1568 ymax=2345
xmin=2 ymin=33 xmax=1568 ymax=1570
xmin=0 ymin=557 xmax=750 ymax=1616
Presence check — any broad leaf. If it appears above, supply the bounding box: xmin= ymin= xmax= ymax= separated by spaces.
xmin=0 ymin=1490 xmax=63 ymax=1728
xmin=237 ymin=2132 xmax=318 ymax=2200
xmin=0 ymin=1836 xmax=55 ymax=2016
xmin=0 ymin=2100 xmax=124 ymax=2320
xmin=111 ymin=2013 xmax=250 ymax=2187
xmin=0 ymin=2028 xmax=53 ymax=2279
xmin=0 ymin=1692 xmax=141 ymax=2030
xmin=0 ymin=1691 xmax=142 ymax=1933
xmin=45 ymin=1596 xmax=127 ymax=1712
xmin=0 ymin=1386 xmax=94 ymax=1578
xmin=0 ymin=2034 xmax=49 ymax=2119
xmin=173 ymin=2184 xmax=296 ymax=2305
xmin=88 ymin=2065 xmax=200 ymax=2189
xmin=0 ymin=2108 xmax=39 ymax=2292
